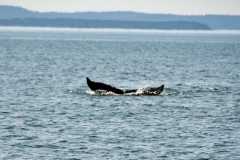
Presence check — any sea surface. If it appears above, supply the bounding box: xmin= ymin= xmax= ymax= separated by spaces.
xmin=0 ymin=27 xmax=240 ymax=160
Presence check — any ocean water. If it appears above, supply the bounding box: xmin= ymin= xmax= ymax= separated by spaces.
xmin=0 ymin=27 xmax=240 ymax=160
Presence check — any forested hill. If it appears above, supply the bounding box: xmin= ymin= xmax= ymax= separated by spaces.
xmin=1 ymin=5 xmax=240 ymax=29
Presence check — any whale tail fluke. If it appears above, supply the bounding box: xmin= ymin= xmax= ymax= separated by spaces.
xmin=86 ymin=77 xmax=164 ymax=95
xmin=86 ymin=77 xmax=124 ymax=94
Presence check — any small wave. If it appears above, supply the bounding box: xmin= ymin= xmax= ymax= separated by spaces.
xmin=85 ymin=88 xmax=166 ymax=96
xmin=86 ymin=90 xmax=119 ymax=96
xmin=164 ymin=88 xmax=181 ymax=96
xmin=68 ymin=86 xmax=181 ymax=96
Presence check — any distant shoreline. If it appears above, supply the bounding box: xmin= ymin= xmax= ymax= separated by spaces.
xmin=1 ymin=6 xmax=240 ymax=29
xmin=0 ymin=18 xmax=210 ymax=30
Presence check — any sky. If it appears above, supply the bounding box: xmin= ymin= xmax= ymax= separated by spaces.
xmin=0 ymin=0 xmax=240 ymax=15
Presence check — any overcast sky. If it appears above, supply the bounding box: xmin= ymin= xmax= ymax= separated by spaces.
xmin=1 ymin=0 xmax=240 ymax=15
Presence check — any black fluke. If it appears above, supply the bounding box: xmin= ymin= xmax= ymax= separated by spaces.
xmin=86 ymin=77 xmax=164 ymax=95
xmin=87 ymin=77 xmax=124 ymax=94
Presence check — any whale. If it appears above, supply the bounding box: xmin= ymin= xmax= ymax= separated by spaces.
xmin=86 ymin=77 xmax=164 ymax=95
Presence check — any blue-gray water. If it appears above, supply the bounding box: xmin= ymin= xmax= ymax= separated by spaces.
xmin=0 ymin=27 xmax=240 ymax=160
